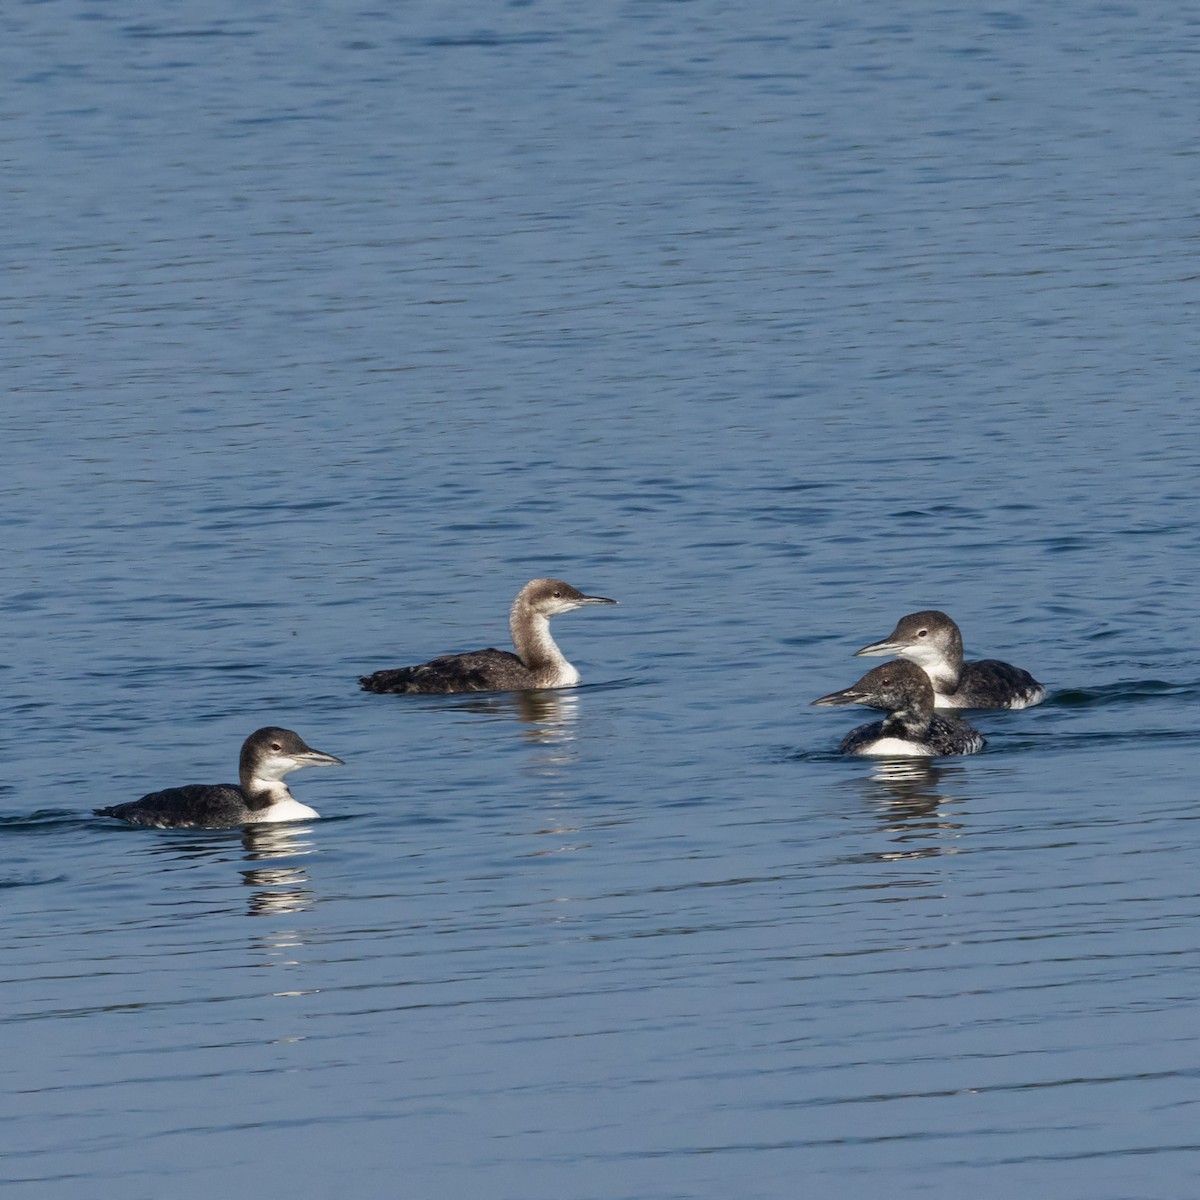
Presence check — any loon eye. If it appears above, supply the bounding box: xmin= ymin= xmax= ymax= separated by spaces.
xmin=917 ymin=629 xmax=928 ymax=638
xmin=271 ymin=742 xmax=282 ymax=751
xmin=552 ymin=590 xmax=562 ymax=598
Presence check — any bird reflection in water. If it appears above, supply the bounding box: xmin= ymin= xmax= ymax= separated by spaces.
xmin=509 ymin=691 xmax=600 ymax=854
xmin=450 ymin=688 xmax=580 ymax=750
xmin=514 ymin=689 xmax=581 ymax=776
xmin=859 ymin=759 xmax=969 ymax=861
xmin=451 ymin=689 xmax=593 ymax=852
xmin=241 ymin=825 xmax=320 ymax=1012
xmin=241 ymin=823 xmax=316 ymax=918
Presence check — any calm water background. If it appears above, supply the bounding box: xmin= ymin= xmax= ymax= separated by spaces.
xmin=3 ymin=1 xmax=1200 ymax=1196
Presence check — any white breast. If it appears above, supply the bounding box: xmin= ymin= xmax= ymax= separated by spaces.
xmin=553 ymin=662 xmax=581 ymax=687
xmin=252 ymin=798 xmax=320 ymax=823
xmin=856 ymin=736 xmax=935 ymax=757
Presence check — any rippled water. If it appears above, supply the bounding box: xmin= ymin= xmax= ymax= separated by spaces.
xmin=4 ymin=1 xmax=1200 ymax=1196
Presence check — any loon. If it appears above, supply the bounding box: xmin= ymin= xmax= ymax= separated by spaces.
xmin=359 ymin=578 xmax=617 ymax=694
xmin=94 ymin=727 xmax=344 ymax=829
xmin=855 ymin=610 xmax=1045 ymax=710
xmin=812 ymin=660 xmax=986 ymax=757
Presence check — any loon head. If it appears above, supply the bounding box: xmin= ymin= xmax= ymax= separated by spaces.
xmin=240 ymin=727 xmax=345 ymax=784
xmin=854 ymin=609 xmax=963 ymax=670
xmin=516 ymin=578 xmax=618 ymax=619
xmin=812 ymin=659 xmax=936 ymax=714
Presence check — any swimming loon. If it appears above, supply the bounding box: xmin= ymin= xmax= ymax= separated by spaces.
xmin=359 ymin=578 xmax=617 ymax=694
xmin=855 ymin=610 xmax=1045 ymax=710
xmin=94 ymin=727 xmax=344 ymax=829
xmin=812 ymin=660 xmax=986 ymax=757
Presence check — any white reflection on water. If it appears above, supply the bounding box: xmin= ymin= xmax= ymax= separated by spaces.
xmin=242 ymin=870 xmax=314 ymax=919
xmin=452 ymin=687 xmax=584 ymax=779
xmin=512 ymin=692 xmax=592 ymax=851
xmin=242 ymin=822 xmax=317 ymax=862
xmin=859 ymin=760 xmax=969 ymax=862
xmin=515 ymin=691 xmax=582 ymax=787
xmin=446 ymin=690 xmax=596 ymax=852
xmin=449 ymin=687 xmax=581 ymax=754
xmin=241 ymin=824 xmax=316 ymax=921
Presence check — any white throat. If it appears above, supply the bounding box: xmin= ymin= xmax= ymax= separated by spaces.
xmin=901 ymin=649 xmax=959 ymax=692
xmin=246 ymin=777 xmax=295 ymax=804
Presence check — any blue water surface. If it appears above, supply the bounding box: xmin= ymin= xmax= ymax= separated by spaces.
xmin=3 ymin=1 xmax=1200 ymax=1197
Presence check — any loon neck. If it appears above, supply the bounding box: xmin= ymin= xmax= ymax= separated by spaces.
xmin=510 ymin=603 xmax=578 ymax=687
xmin=239 ymin=774 xmax=295 ymax=812
xmin=920 ymin=658 xmax=963 ymax=692
xmin=879 ymin=701 xmax=932 ymax=742
xmin=903 ymin=637 xmax=964 ymax=690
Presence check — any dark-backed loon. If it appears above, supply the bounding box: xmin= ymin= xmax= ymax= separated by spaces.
xmin=359 ymin=578 xmax=617 ymax=695
xmin=812 ymin=660 xmax=986 ymax=757
xmin=855 ymin=609 xmax=1045 ymax=710
xmin=94 ymin=727 xmax=344 ymax=829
